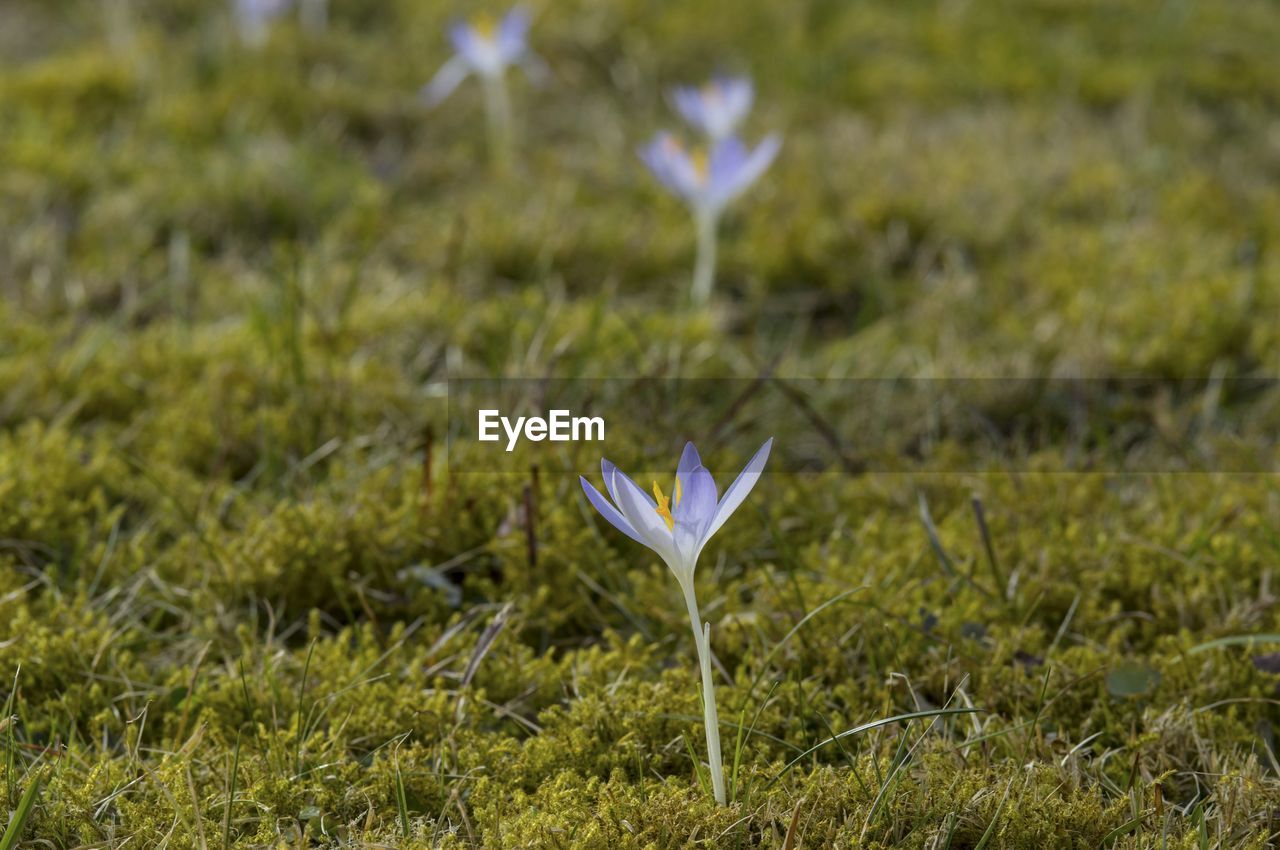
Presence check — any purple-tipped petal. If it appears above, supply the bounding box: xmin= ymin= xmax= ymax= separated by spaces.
xmin=580 ymin=476 xmax=646 ymax=546
xmin=674 ymin=465 xmax=719 ymax=527
xmin=676 ymin=442 xmax=702 ymax=483
xmin=703 ymin=438 xmax=772 ymax=541
xmin=708 ymin=137 xmax=749 ymax=182
xmin=497 ymin=6 xmax=531 ymax=59
xmin=740 ymin=133 xmax=781 ymax=182
xmin=718 ymin=77 xmax=754 ymax=114
xmin=673 ymin=465 xmax=719 ymax=558
xmin=671 ymin=86 xmax=708 ymax=132
xmin=707 ymin=134 xmax=780 ymax=211
xmin=448 ymin=21 xmax=479 ymax=56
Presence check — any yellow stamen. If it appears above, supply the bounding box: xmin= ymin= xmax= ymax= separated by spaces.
xmin=653 ymin=481 xmax=675 ymax=531
xmin=472 ymin=12 xmax=497 ymax=37
xmin=691 ymin=149 xmax=708 ymax=180
xmin=660 ymin=136 xmax=708 ymax=184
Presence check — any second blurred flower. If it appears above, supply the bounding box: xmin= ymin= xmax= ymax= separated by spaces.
xmin=642 ymin=74 xmax=778 ymax=305
xmin=671 ymin=76 xmax=754 ymax=142
xmin=422 ymin=7 xmax=547 ymax=166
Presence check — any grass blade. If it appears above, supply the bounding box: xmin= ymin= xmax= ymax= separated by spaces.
xmin=764 ymin=707 xmax=980 ymax=791
xmin=1 ymin=775 xmax=42 ymax=850
xmin=2 ymin=667 xmax=16 ymax=806
xmin=970 ymin=494 xmax=1007 ymax=596
xmin=683 ymin=735 xmax=711 ymax=799
xmin=728 ymin=707 xmax=747 ymax=804
xmin=295 ymin=639 xmax=316 ymax=778
xmin=1188 ymin=634 xmax=1280 ymax=654
xmin=743 ymin=587 xmax=865 ymax=705
xmin=222 ymin=732 xmax=241 ymax=850
xmin=394 ymin=759 xmax=410 ymax=838
xmin=972 ymin=777 xmax=1013 ymax=850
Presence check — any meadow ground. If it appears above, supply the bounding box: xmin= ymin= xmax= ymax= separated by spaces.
xmin=3 ymin=0 xmax=1280 ymax=847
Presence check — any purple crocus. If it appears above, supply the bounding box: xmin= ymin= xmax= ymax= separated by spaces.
xmin=639 ymin=133 xmax=781 ymax=303
xmin=233 ymin=0 xmax=292 ymax=47
xmin=640 ymin=133 xmax=781 ymax=220
xmin=580 ymin=439 xmax=773 ymax=805
xmin=421 ymin=7 xmax=546 ymax=165
xmin=421 ymin=7 xmax=545 ymax=107
xmin=671 ymin=76 xmax=754 ymax=141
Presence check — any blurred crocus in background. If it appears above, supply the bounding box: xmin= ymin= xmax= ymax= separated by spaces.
xmin=672 ymin=77 xmax=754 ymax=142
xmin=233 ymin=0 xmax=292 ymax=47
xmin=422 ymin=7 xmax=546 ymax=166
xmin=640 ymin=131 xmax=780 ymax=304
xmin=580 ymin=439 xmax=773 ymax=805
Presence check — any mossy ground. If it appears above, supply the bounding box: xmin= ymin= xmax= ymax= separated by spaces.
xmin=3 ymin=0 xmax=1280 ymax=847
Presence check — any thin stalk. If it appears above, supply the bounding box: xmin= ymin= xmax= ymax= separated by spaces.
xmin=682 ymin=584 xmax=725 ymax=804
xmin=481 ymin=72 xmax=514 ymax=170
xmin=299 ymin=0 xmax=327 ymax=33
xmin=691 ymin=209 xmax=719 ymax=305
xmin=103 ymin=0 xmax=136 ymax=53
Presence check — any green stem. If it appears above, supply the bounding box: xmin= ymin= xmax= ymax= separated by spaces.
xmin=482 ymin=72 xmax=514 ymax=170
xmin=682 ymin=583 xmax=725 ymax=804
xmin=691 ymin=209 xmax=719 ymax=306
xmin=300 ymin=0 xmax=327 ymax=33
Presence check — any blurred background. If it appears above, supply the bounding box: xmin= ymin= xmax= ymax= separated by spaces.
xmin=3 ymin=0 xmax=1278 ymax=376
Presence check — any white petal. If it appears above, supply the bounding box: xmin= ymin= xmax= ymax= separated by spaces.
xmin=580 ymin=476 xmax=645 ymax=546
xmin=611 ymin=467 xmax=684 ymax=575
xmin=701 ymin=438 xmax=772 ymax=543
xmin=603 ymin=459 xmax=653 ymax=510
xmin=421 ymin=55 xmax=472 ymax=108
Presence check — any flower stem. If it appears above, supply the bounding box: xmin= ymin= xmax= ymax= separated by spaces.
xmin=481 ymin=72 xmax=514 ymax=171
xmin=300 ymin=0 xmax=327 ymax=33
xmin=691 ymin=210 xmax=719 ymax=306
xmin=683 ymin=584 xmax=726 ymax=805
xmin=103 ymin=0 xmax=136 ymax=54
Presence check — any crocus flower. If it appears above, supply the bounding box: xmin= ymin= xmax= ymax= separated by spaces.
xmin=580 ymin=439 xmax=773 ymax=805
xmin=639 ymin=133 xmax=781 ymax=304
xmin=671 ymin=76 xmax=754 ymax=142
xmin=640 ymin=133 xmax=780 ymax=220
xmin=233 ymin=0 xmax=292 ymax=47
xmin=421 ymin=7 xmax=545 ymax=164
